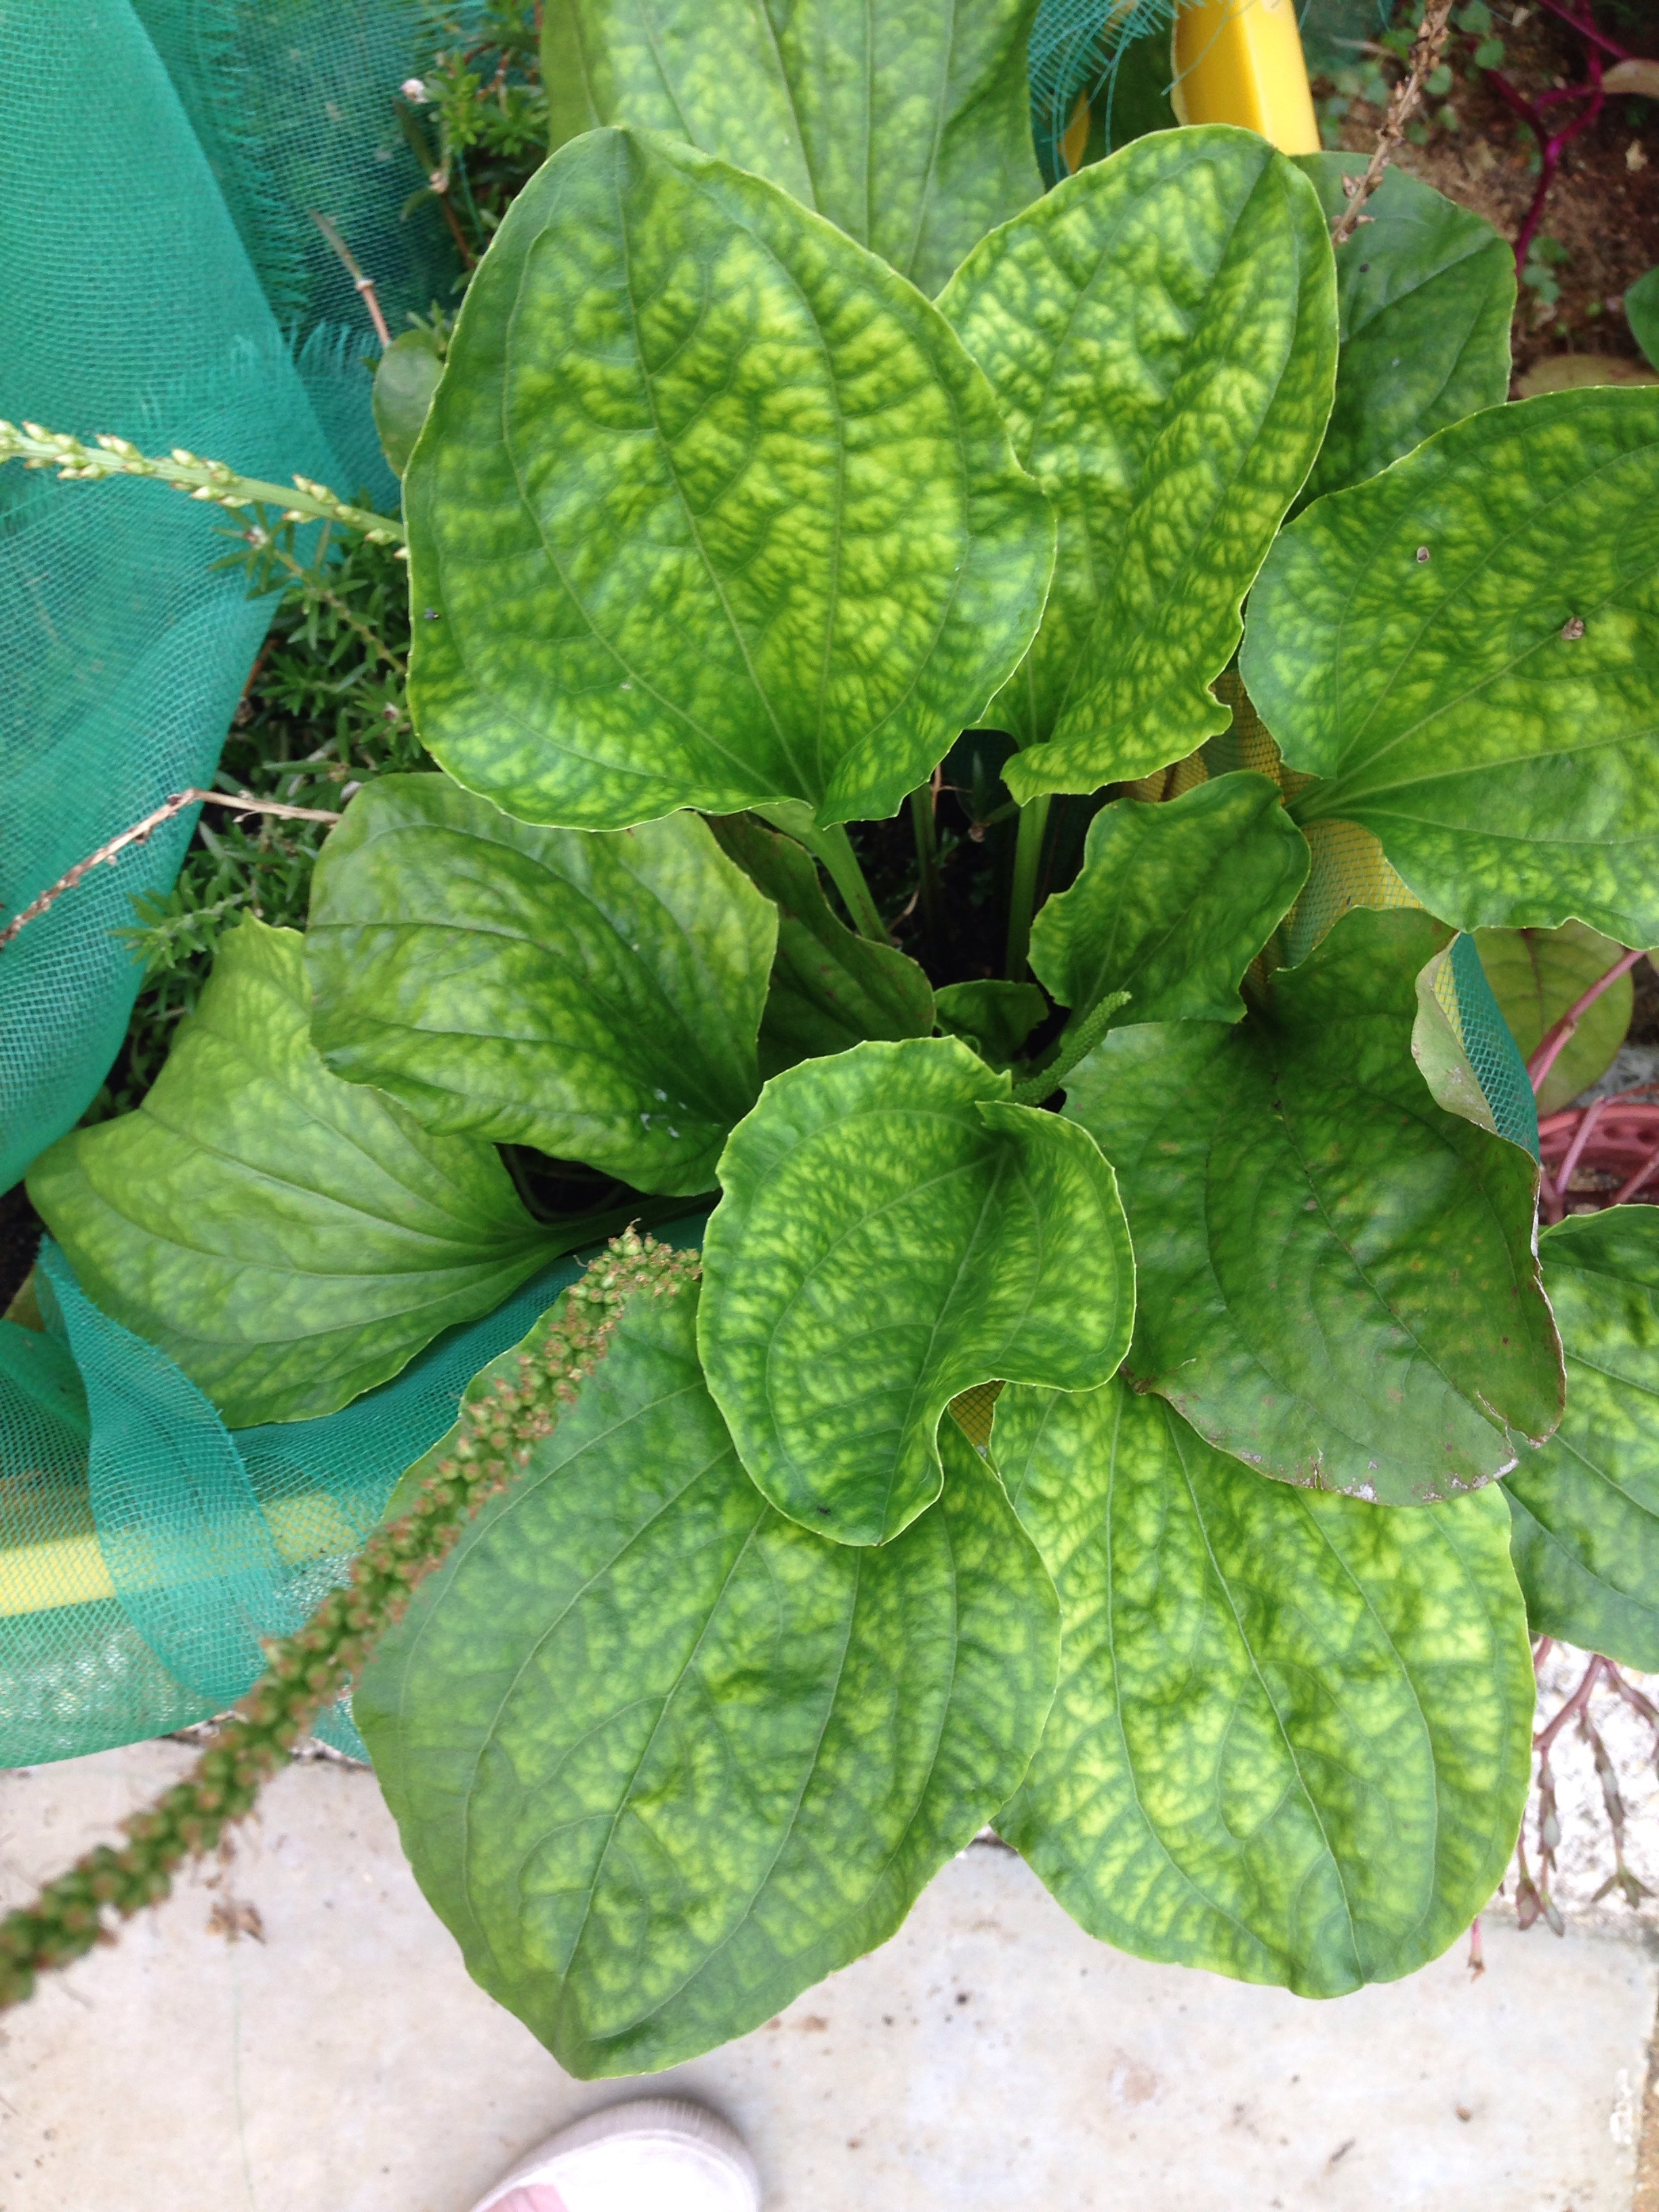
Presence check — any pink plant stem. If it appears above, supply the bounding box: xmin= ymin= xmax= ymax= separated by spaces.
xmin=1530 ymin=0 xmax=1631 ymax=61
xmin=1611 ymin=1140 xmax=1659 ymax=1206
xmin=1527 ymin=946 xmax=1644 ymax=1095
xmin=1542 ymin=1093 xmax=1608 ymax=1223
xmin=1608 ymin=1668 xmax=1659 ymax=1731
xmin=1535 ymin=1653 xmax=1605 ymax=1760
xmin=1480 ymin=0 xmax=1614 ymax=272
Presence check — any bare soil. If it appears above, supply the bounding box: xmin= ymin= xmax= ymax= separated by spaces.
xmin=1315 ymin=2 xmax=1659 ymax=382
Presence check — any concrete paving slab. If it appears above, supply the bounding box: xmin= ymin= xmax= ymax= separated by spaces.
xmin=1 ymin=1742 xmax=1655 ymax=2212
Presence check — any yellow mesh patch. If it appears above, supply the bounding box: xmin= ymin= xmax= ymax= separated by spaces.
xmin=1124 ymin=747 xmax=1210 ymax=803
xmin=948 ymin=1380 xmax=1004 ymax=1452
xmin=1207 ymin=666 xmax=1289 ymax=783
xmin=0 ymin=1486 xmax=363 ymax=1620
xmin=1282 ymin=817 xmax=1425 ymax=968
xmin=1427 ymin=942 xmax=1467 ymax=1046
xmin=1168 ymin=748 xmax=1210 ymax=798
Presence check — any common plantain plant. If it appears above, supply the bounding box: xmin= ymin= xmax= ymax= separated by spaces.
xmin=14 ymin=0 xmax=1659 ymax=2076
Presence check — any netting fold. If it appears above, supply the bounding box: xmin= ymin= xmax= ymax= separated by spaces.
xmin=1 ymin=1233 xmax=720 ymax=1765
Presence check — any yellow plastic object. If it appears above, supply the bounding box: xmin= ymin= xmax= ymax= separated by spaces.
xmin=0 ymin=1490 xmax=362 ymax=1620
xmin=1172 ymin=0 xmax=1321 ymax=154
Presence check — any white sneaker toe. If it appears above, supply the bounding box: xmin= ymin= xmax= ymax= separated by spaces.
xmin=472 ymin=2097 xmax=760 ymax=2212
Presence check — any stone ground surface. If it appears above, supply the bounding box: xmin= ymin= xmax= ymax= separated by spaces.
xmin=2 ymin=1741 xmax=1658 ymax=2212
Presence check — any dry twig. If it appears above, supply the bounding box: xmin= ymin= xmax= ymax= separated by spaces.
xmin=308 ymin=211 xmax=393 ymax=348
xmin=1330 ymin=0 xmax=1457 ymax=247
xmin=0 ymin=792 xmax=343 ymax=951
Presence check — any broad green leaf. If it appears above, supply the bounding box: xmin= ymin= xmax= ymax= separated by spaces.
xmin=1507 ymin=1208 xmax=1659 ymax=1668
xmin=938 ymin=126 xmax=1336 ymax=790
xmin=1243 ymin=389 xmax=1659 ymax=943
xmin=1292 ymin=156 xmax=1515 ymax=506
xmin=1027 ymin=773 xmax=1308 ymax=1031
xmin=1063 ymin=908 xmax=1562 ymax=1502
xmin=305 ymin=776 xmax=773 ymax=1197
xmin=994 ymin=1378 xmax=1534 ymax=1995
xmin=372 ymin=329 xmax=444 ymax=478
xmin=699 ymin=1037 xmax=1132 ymax=1544
xmin=406 ymin=127 xmax=1054 ymax=834
xmin=27 ymin=920 xmax=558 ymax=1427
xmin=1475 ymin=922 xmax=1634 ymax=1117
xmin=358 ymin=1282 xmax=1059 ymax=2078
xmin=540 ymin=0 xmax=1043 ymax=300
xmin=708 ymin=815 xmax=933 ymax=1081
xmin=933 ymin=979 xmax=1048 ymax=1067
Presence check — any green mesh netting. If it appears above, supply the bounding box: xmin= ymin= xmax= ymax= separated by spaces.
xmin=1441 ymin=933 xmax=1542 ymax=1160
xmin=0 ymin=0 xmax=448 ymax=1195
xmin=1029 ymin=0 xmax=1179 ymax=182
xmin=0 ymin=0 xmax=478 ymax=1764
xmin=136 ymin=1 xmax=455 ymax=340
xmin=0 ymin=1221 xmax=705 ymax=1767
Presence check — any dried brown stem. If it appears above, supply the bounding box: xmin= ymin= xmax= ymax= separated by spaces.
xmin=308 ymin=212 xmax=393 ymax=348
xmin=0 ymin=792 xmax=343 ymax=951
xmin=1330 ymin=0 xmax=1457 ymax=247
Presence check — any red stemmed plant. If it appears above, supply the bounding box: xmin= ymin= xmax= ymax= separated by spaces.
xmin=1473 ymin=0 xmax=1640 ymax=271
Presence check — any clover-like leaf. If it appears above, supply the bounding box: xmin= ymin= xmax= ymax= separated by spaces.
xmin=939 ymin=125 xmax=1335 ymax=790
xmin=358 ymin=1281 xmax=1059 ymax=2078
xmin=541 ymin=0 xmax=1043 ymax=299
xmin=708 ymin=815 xmax=933 ymax=1080
xmin=305 ymin=776 xmax=773 ymax=1197
xmin=1063 ymin=908 xmax=1562 ymax=1502
xmin=1243 ymin=388 xmax=1659 ymax=944
xmin=1293 ymin=156 xmax=1515 ymax=506
xmin=994 ymin=1378 xmax=1534 ymax=1995
xmin=406 ymin=127 xmax=1054 ymax=834
xmin=1507 ymin=1208 xmax=1659 ymax=1668
xmin=699 ymin=1037 xmax=1132 ymax=1544
xmin=1475 ymin=922 xmax=1635 ymax=1117
xmin=26 ymin=920 xmax=559 ymax=1427
xmin=1028 ymin=773 xmax=1308 ymax=1031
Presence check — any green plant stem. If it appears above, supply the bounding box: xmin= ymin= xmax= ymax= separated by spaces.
xmin=909 ymin=784 xmax=943 ymax=940
xmin=1008 ymin=989 xmax=1129 ymax=1105
xmin=1005 ymin=795 xmax=1050 ymax=982
xmin=0 ymin=421 xmax=405 ymax=546
xmin=810 ymin=820 xmax=888 ymax=943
